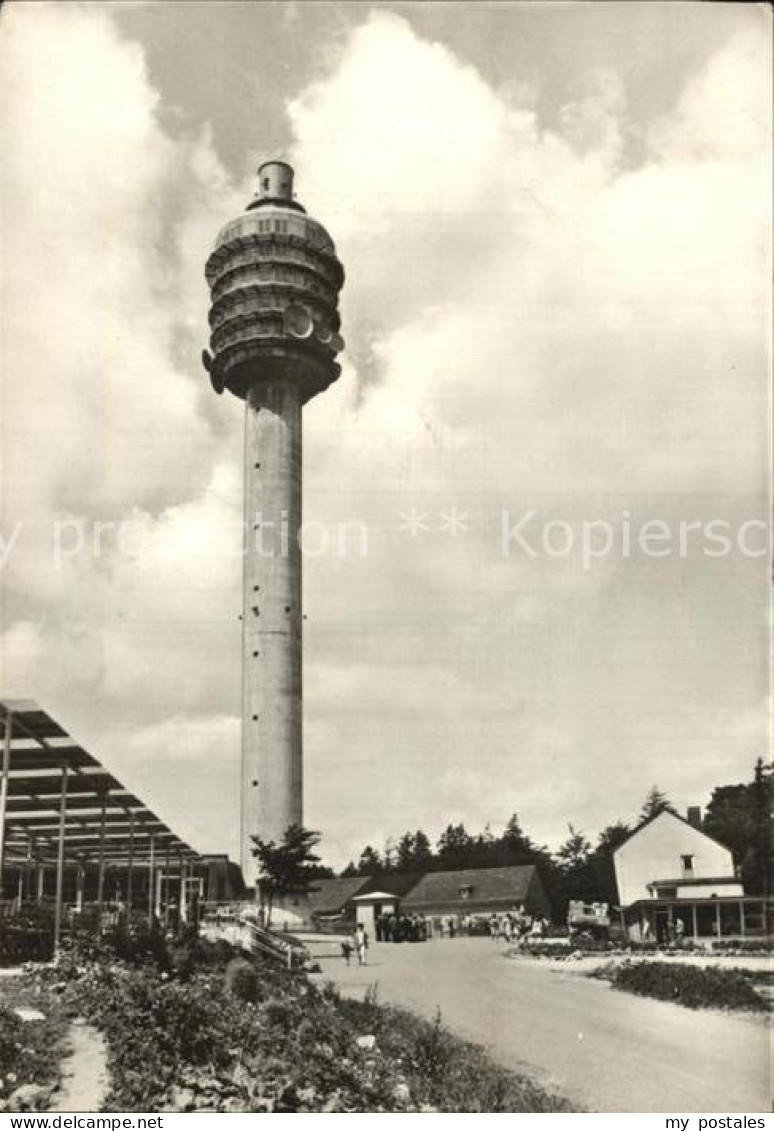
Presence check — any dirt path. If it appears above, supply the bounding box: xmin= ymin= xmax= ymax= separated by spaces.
xmin=50 ymin=1022 xmax=109 ymax=1113
xmin=321 ymin=937 xmax=771 ymax=1112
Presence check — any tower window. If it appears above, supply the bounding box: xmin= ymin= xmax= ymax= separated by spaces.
xmin=263 ymin=178 xmax=270 ymax=191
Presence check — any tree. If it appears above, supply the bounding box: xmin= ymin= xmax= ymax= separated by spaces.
xmin=412 ymin=829 xmax=434 ymax=869
xmin=250 ymin=824 xmax=327 ymax=927
xmin=640 ymin=785 xmax=672 ymax=820
xmin=393 ymin=828 xmax=435 ymax=872
xmin=356 ymin=845 xmax=383 ymax=876
xmin=436 ymin=823 xmax=473 ymax=870
xmin=703 ymin=758 xmax=773 ymax=895
xmin=749 ymin=758 xmax=773 ymax=895
xmin=395 ymin=832 xmax=416 ymax=873
xmin=556 ymin=825 xmax=592 ymax=872
xmin=596 ymin=822 xmax=631 ymax=855
xmin=588 ymin=823 xmax=630 ymax=905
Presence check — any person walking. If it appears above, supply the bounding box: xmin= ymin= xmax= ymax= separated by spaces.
xmin=354 ymin=922 xmax=368 ymax=965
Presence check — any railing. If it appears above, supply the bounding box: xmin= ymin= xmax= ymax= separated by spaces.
xmin=200 ymin=903 xmax=309 ymax=969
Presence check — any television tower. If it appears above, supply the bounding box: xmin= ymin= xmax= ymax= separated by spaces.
xmin=203 ymin=161 xmax=344 ymax=885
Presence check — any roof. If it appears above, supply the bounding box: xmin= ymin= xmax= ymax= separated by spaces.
xmin=402 ymin=865 xmax=538 ymax=910
xmin=612 ymin=808 xmax=734 ymax=857
xmin=356 ymin=872 xmax=421 ymax=899
xmin=647 ymin=876 xmax=741 ymax=888
xmin=628 ymin=895 xmax=770 ymax=909
xmin=0 ymin=699 xmax=198 ymax=865
xmin=306 ymin=875 xmax=371 ymax=915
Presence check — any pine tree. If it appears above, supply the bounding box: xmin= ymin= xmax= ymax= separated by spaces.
xmin=396 ymin=832 xmax=416 ymax=873
xmin=436 ymin=823 xmax=473 ymax=870
xmin=412 ymin=829 xmax=434 ymax=870
xmin=356 ymin=845 xmax=383 ymax=876
xmin=250 ymin=824 xmax=325 ymax=927
xmin=640 ymin=785 xmax=672 ymax=820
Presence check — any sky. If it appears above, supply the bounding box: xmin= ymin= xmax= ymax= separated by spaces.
xmin=0 ymin=0 xmax=770 ymax=870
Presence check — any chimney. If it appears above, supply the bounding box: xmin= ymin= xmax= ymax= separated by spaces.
xmin=686 ymin=806 xmax=702 ymax=829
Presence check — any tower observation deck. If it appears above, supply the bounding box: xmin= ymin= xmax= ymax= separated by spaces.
xmin=203 ymin=161 xmax=344 ymax=884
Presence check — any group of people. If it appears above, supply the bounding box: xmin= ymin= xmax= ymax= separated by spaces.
xmin=485 ymin=911 xmax=549 ymax=943
xmin=375 ymin=912 xmax=428 ymax=943
xmin=339 ymin=907 xmax=551 ymax=963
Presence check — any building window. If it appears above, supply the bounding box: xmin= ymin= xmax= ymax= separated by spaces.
xmin=655 ymin=886 xmax=677 ymax=899
xmin=459 ymin=885 xmax=473 ymax=900
xmin=681 ymin=854 xmax=694 ymax=876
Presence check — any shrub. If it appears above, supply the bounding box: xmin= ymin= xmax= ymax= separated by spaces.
xmin=610 ymin=961 xmax=768 ymax=1012
xmin=0 ymin=1005 xmax=23 ymax=1074
xmin=225 ymin=958 xmax=261 ymax=1003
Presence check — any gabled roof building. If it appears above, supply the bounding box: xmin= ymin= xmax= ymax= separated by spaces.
xmin=401 ymin=865 xmax=550 ymax=919
xmin=612 ymin=808 xmax=771 ymax=942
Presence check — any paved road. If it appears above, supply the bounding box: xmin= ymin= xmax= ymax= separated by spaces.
xmin=318 ymin=937 xmax=771 ymax=1112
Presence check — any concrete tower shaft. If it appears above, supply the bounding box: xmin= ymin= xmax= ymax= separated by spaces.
xmin=203 ymin=164 xmax=344 ymax=884
xmin=242 ymin=381 xmax=302 ymax=869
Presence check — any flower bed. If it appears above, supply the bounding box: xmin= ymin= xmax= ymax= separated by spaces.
xmin=711 ymin=939 xmax=773 ymax=955
xmin=0 ymin=981 xmax=69 ymax=1111
xmin=23 ymin=934 xmax=577 ymax=1113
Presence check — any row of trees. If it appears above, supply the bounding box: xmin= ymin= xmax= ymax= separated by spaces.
xmin=250 ymin=760 xmax=770 ymax=925
xmin=340 ymin=760 xmax=772 ymax=917
xmin=341 ymin=812 xmax=628 ymax=921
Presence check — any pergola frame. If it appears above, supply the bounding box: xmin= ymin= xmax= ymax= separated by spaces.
xmin=0 ymin=700 xmax=201 ymax=951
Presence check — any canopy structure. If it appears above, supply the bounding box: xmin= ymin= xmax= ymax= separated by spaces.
xmin=0 ymin=699 xmax=202 ymax=947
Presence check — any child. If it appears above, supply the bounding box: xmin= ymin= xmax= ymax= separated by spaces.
xmin=341 ymin=939 xmax=353 ymax=965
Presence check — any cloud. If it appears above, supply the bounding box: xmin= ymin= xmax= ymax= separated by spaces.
xmin=0 ymin=6 xmax=768 ymax=867
xmin=291 ymin=12 xmax=769 ymax=857
xmin=0 ymin=3 xmax=243 ymax=791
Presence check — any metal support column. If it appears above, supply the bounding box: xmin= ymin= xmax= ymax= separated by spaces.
xmin=178 ymin=852 xmax=185 ymax=924
xmin=96 ymin=790 xmax=107 ymax=927
xmin=126 ymin=811 xmax=135 ymax=916
xmin=164 ymin=842 xmax=171 ymax=928
xmin=53 ymin=762 xmax=69 ymax=955
xmin=155 ymin=857 xmax=163 ymax=919
xmin=148 ymin=834 xmax=155 ymax=920
xmin=75 ymin=864 xmax=84 ymax=913
xmin=25 ymin=837 xmax=34 ymax=905
xmin=0 ymin=711 xmax=13 ymax=897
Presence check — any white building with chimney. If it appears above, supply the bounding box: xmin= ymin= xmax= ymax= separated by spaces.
xmin=613 ymin=808 xmax=770 ymax=943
